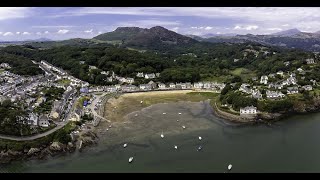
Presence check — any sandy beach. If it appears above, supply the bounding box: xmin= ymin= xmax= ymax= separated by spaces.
xmin=102 ymin=90 xmax=217 ymax=122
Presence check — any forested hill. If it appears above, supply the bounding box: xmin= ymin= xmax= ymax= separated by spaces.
xmin=93 ymin=26 xmax=198 ymax=47
xmin=1 ymin=41 xmax=318 ymax=85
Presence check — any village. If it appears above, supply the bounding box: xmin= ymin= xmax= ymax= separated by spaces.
xmin=232 ymin=58 xmax=319 ymax=118
xmin=1 ymin=54 xmax=319 ymax=136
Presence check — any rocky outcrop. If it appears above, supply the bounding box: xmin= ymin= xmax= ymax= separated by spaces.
xmin=78 ymin=130 xmax=98 ymax=151
xmin=67 ymin=142 xmax=76 ymax=153
xmin=27 ymin=148 xmax=41 ymax=156
xmin=49 ymin=142 xmax=65 ymax=152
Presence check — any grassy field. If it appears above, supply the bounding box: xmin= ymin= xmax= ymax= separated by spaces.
xmin=57 ymin=79 xmax=71 ymax=85
xmin=230 ymin=68 xmax=257 ymax=81
xmin=104 ymin=91 xmax=219 ymax=122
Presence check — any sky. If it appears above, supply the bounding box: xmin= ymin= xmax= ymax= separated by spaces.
xmin=0 ymin=7 xmax=320 ymax=41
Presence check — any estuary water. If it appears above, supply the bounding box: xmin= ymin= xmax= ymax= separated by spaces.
xmin=2 ymin=101 xmax=320 ymax=173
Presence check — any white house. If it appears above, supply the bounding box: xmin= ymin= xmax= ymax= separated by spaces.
xmin=260 ymin=75 xmax=268 ymax=84
xmin=251 ymin=89 xmax=262 ymax=99
xmin=306 ymin=58 xmax=316 ymax=64
xmin=27 ymin=112 xmax=38 ymax=126
xmin=169 ymin=83 xmax=176 ymax=89
xmin=145 ymin=73 xmax=156 ymax=79
xmin=0 ymin=63 xmax=11 ymax=69
xmin=126 ymin=78 xmax=135 ymax=84
xmin=136 ymin=72 xmax=144 ymax=78
xmin=203 ymin=82 xmax=212 ymax=89
xmin=193 ymin=82 xmax=203 ymax=89
xmin=38 ymin=115 xmax=50 ymax=127
xmin=158 ymin=83 xmax=166 ymax=89
xmin=240 ymin=106 xmax=257 ymax=115
xmin=139 ymin=84 xmax=152 ymax=90
xmin=276 ymin=71 xmax=284 ymax=77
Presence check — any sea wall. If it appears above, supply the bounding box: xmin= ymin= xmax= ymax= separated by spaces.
xmin=211 ymin=102 xmax=255 ymax=123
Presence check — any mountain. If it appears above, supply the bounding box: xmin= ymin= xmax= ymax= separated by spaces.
xmin=271 ymin=28 xmax=301 ymax=36
xmin=93 ymin=26 xmax=198 ymax=48
xmin=185 ymin=34 xmax=204 ymax=41
xmin=26 ymin=38 xmax=107 ymax=48
xmin=201 ymin=33 xmax=237 ymax=38
xmin=24 ymin=38 xmax=52 ymax=42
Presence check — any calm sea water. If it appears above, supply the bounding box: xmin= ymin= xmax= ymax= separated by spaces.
xmin=2 ymin=101 xmax=320 ymax=173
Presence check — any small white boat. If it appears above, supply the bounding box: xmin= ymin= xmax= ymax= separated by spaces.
xmin=176 ymin=120 xmax=179 ymax=122
xmin=161 ymin=132 xmax=164 ymax=138
xmin=174 ymin=145 xmax=178 ymax=149
xmin=109 ymin=125 xmax=112 ymax=128
xmin=178 ymin=113 xmax=182 ymax=115
xmin=106 ymin=128 xmax=109 ymax=131
xmin=199 ymin=136 xmax=202 ymax=141
xmin=135 ymin=114 xmax=138 ymax=117
xmin=129 ymin=157 xmax=134 ymax=163
xmin=162 ymin=112 xmax=166 ymax=115
xmin=228 ymin=164 xmax=232 ymax=171
xmin=182 ymin=125 xmax=186 ymax=129
xmin=197 ymin=146 xmax=202 ymax=151
xmin=123 ymin=143 xmax=127 ymax=148
xmin=140 ymin=101 xmax=143 ymax=104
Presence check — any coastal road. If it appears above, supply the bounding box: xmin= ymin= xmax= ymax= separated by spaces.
xmin=88 ymin=92 xmax=111 ymax=123
xmin=0 ymin=121 xmax=67 ymax=141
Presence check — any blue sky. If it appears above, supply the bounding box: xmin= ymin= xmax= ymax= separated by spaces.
xmin=0 ymin=7 xmax=320 ymax=41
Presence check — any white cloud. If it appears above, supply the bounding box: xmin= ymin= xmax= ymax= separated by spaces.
xmin=171 ymin=27 xmax=179 ymax=32
xmin=0 ymin=7 xmax=32 ymax=21
xmin=245 ymin=25 xmax=258 ymax=30
xmin=267 ymin=28 xmax=282 ymax=31
xmin=204 ymin=26 xmax=213 ymax=30
xmin=233 ymin=25 xmax=258 ymax=31
xmin=36 ymin=32 xmax=42 ymax=35
xmin=282 ymin=24 xmax=289 ymax=27
xmin=44 ymin=31 xmax=49 ymax=34
xmin=234 ymin=25 xmax=241 ymax=30
xmin=57 ymin=7 xmax=320 ymax=33
xmin=57 ymin=29 xmax=69 ymax=34
xmin=0 ymin=32 xmax=2 ymax=35
xmin=98 ymin=31 xmax=102 ymax=34
xmin=3 ymin=32 xmax=13 ymax=36
xmin=16 ymin=32 xmax=20 ymax=35
xmin=22 ymin=32 xmax=31 ymax=35
xmin=84 ymin=29 xmax=93 ymax=33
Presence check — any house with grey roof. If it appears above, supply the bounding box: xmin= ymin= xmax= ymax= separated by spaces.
xmin=139 ymin=84 xmax=152 ymax=91
xmin=266 ymin=90 xmax=285 ymax=99
xmin=302 ymin=85 xmax=313 ymax=91
xmin=287 ymin=86 xmax=299 ymax=94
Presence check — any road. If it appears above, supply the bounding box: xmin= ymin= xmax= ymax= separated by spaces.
xmin=88 ymin=92 xmax=111 ymax=123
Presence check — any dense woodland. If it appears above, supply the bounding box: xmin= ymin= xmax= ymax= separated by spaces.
xmin=0 ymin=41 xmax=317 ymax=85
